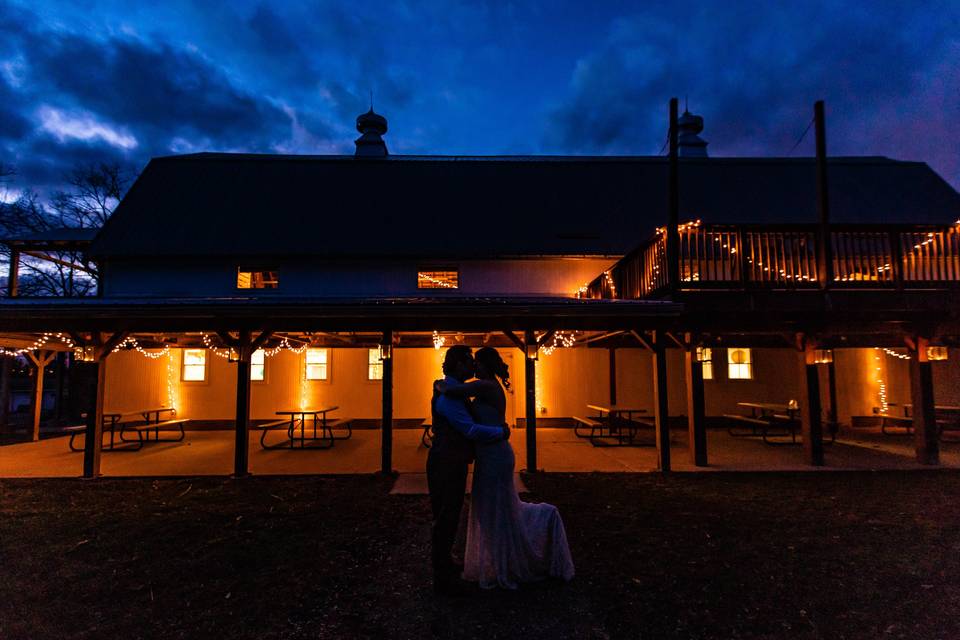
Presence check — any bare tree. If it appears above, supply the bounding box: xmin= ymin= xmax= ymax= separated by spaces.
xmin=50 ymin=163 xmax=129 ymax=229
xmin=1 ymin=162 xmax=130 ymax=297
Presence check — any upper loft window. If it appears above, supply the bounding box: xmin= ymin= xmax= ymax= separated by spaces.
xmin=417 ymin=270 xmax=459 ymax=289
xmin=237 ymin=269 xmax=279 ymax=289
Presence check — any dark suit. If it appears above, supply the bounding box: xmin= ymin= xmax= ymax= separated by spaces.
xmin=427 ymin=390 xmax=474 ymax=582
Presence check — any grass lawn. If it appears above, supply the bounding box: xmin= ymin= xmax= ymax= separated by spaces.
xmin=1 ymin=471 xmax=959 ymax=639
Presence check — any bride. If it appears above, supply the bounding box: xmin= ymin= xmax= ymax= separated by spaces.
xmin=436 ymin=347 xmax=575 ymax=589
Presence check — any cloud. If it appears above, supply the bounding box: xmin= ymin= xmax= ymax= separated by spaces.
xmin=542 ymin=2 xmax=960 ymax=187
xmin=37 ymin=106 xmax=138 ymax=150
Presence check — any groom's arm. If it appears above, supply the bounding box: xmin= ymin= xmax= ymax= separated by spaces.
xmin=434 ymin=395 xmax=505 ymax=443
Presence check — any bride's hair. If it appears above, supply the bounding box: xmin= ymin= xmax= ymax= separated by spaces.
xmin=474 ymin=347 xmax=510 ymax=389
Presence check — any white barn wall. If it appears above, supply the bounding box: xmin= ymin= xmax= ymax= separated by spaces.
xmin=102 ymin=257 xmax=618 ymax=298
xmin=102 ymin=347 xmax=955 ymax=426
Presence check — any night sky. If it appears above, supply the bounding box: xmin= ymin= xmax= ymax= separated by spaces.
xmin=1 ymin=0 xmax=958 ymax=196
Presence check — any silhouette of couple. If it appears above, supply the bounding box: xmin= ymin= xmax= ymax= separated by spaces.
xmin=428 ymin=345 xmax=574 ymax=595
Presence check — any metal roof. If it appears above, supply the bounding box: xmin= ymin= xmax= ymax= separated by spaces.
xmin=88 ymin=153 xmax=960 ymax=259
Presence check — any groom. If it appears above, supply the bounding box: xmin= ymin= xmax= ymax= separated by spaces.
xmin=428 ymin=344 xmax=509 ymax=596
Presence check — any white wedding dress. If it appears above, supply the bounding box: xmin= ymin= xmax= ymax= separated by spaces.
xmin=462 ymin=380 xmax=575 ymax=589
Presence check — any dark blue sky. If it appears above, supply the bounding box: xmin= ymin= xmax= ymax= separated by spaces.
xmin=1 ymin=0 xmax=958 ymax=197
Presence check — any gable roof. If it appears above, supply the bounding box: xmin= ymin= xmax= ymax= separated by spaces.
xmin=89 ymin=153 xmax=960 ymax=259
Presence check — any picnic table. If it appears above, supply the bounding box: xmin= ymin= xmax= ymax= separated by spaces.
xmin=67 ymin=407 xmax=188 ymax=451
xmin=256 ymin=406 xmax=343 ymax=450
xmin=887 ymin=403 xmax=960 ymax=438
xmin=725 ymin=402 xmax=800 ymax=445
xmin=573 ymin=404 xmax=652 ymax=447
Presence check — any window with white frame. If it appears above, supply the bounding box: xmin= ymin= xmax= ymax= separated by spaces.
xmin=727 ymin=347 xmax=753 ymax=380
xmin=182 ymin=349 xmax=207 ymax=381
xmin=697 ymin=347 xmax=713 ymax=380
xmin=305 ymin=348 xmax=329 ymax=380
xmin=368 ymin=348 xmax=383 ymax=380
xmin=250 ymin=349 xmax=265 ymax=381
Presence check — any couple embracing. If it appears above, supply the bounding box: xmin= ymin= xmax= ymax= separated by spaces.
xmin=428 ymin=345 xmax=575 ymax=595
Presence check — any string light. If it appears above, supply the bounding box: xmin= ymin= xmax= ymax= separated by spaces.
xmin=432 ymin=331 xmax=445 ymax=350
xmin=540 ymin=330 xmax=577 ymax=356
xmin=418 ymin=273 xmax=456 ymax=288
xmin=165 ymin=350 xmax=178 ymax=412
xmin=882 ymin=347 xmax=910 ymax=360
xmin=874 ymin=348 xmax=889 ymax=415
xmin=112 ymin=336 xmax=170 ymax=359
xmin=0 ymin=332 xmax=75 ymax=357
xmin=201 ymin=333 xmax=233 ymax=359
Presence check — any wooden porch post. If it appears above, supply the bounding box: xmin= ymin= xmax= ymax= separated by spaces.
xmin=83 ymin=332 xmax=127 ymax=478
xmin=0 ymin=358 xmax=10 ymax=431
xmin=814 ymin=100 xmax=833 ymax=289
xmin=524 ymin=329 xmax=538 ymax=473
xmin=608 ymin=347 xmax=617 ymax=406
xmin=26 ymin=350 xmax=55 ymax=441
xmin=684 ymin=342 xmax=707 ymax=466
xmin=798 ymin=341 xmax=825 ymax=466
xmin=6 ymin=249 xmax=19 ymax=298
xmin=826 ymin=359 xmax=838 ymax=427
xmin=652 ymin=332 xmax=671 ymax=472
xmin=666 ymin=98 xmax=680 ymax=292
xmin=380 ymin=331 xmax=393 ymax=475
xmin=908 ymin=336 xmax=938 ymax=465
xmin=234 ymin=329 xmax=252 ymax=478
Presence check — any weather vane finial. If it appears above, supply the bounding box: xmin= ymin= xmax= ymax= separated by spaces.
xmin=370 ymin=90 xmax=374 ymax=111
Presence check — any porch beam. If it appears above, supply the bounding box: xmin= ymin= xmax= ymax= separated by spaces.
xmin=21 ymin=250 xmax=96 ymax=275
xmin=502 ymin=330 xmax=525 ymax=352
xmin=907 ymin=336 xmax=938 ymax=465
xmin=684 ymin=342 xmax=707 ymax=466
xmin=524 ymin=329 xmax=538 ymax=472
xmin=631 ymin=330 xmax=654 ymax=352
xmin=381 ymin=331 xmax=394 ymax=474
xmin=652 ymin=331 xmax=670 ymax=472
xmin=797 ymin=337 xmax=825 ymax=466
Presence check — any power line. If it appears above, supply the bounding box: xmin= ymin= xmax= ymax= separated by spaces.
xmin=786 ymin=116 xmax=815 ymax=156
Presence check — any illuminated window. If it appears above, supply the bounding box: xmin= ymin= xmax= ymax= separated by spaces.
xmin=250 ymin=349 xmax=265 ymax=381
xmin=697 ymin=347 xmax=713 ymax=380
xmin=237 ymin=269 xmax=279 ymax=289
xmin=182 ymin=349 xmax=207 ymax=381
xmin=417 ymin=270 xmax=459 ymax=289
xmin=305 ymin=348 xmax=329 ymax=380
xmin=727 ymin=348 xmax=753 ymax=380
xmin=368 ymin=348 xmax=383 ymax=380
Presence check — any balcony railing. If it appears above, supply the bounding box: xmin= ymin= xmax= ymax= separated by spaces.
xmin=585 ymin=223 xmax=960 ymax=299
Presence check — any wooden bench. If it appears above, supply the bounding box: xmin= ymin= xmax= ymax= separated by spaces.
xmin=572 ymin=415 xmax=602 ymax=439
xmin=881 ymin=415 xmax=913 ymax=435
xmin=120 ymin=419 xmax=190 ymax=449
xmin=725 ymin=413 xmax=799 ymax=445
xmin=254 ymin=418 xmax=346 ymax=449
xmin=724 ymin=414 xmax=769 ymax=436
xmin=62 ymin=424 xmax=87 ymax=452
xmin=254 ymin=419 xmax=297 ymax=449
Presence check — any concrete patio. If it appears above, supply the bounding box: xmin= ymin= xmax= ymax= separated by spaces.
xmin=1 ymin=426 xmax=957 ymax=478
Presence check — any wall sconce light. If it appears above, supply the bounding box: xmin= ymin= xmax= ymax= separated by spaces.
xmin=926 ymin=346 xmax=949 ymax=361
xmin=525 ymin=343 xmax=539 ymax=361
xmin=74 ymin=346 xmax=96 ymax=362
xmin=227 ymin=349 xmax=239 ymax=363
xmin=813 ymin=349 xmax=834 ymax=364
xmin=378 ymin=344 xmax=393 ymax=361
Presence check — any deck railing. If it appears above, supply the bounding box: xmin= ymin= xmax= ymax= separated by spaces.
xmin=585 ymin=223 xmax=960 ymax=299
